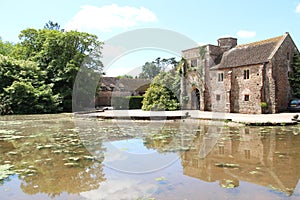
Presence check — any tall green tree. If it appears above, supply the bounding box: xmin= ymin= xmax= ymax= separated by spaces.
xmin=139 ymin=61 xmax=161 ymax=79
xmin=11 ymin=25 xmax=103 ymax=111
xmin=0 ymin=55 xmax=60 ymax=114
xmin=139 ymin=57 xmax=179 ymax=79
xmin=289 ymin=53 xmax=300 ymax=98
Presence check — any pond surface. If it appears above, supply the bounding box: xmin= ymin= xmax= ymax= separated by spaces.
xmin=0 ymin=114 xmax=300 ymax=200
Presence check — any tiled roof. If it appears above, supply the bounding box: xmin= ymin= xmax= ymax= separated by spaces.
xmin=211 ymin=34 xmax=286 ymax=70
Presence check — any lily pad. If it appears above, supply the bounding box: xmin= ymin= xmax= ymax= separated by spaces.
xmin=221 ymin=180 xmax=236 ymax=189
xmin=64 ymin=162 xmax=79 ymax=167
xmin=67 ymin=157 xmax=80 ymax=162
xmin=7 ymin=151 xmax=18 ymax=156
xmin=83 ymin=155 xmax=95 ymax=160
xmin=155 ymin=176 xmax=167 ymax=181
xmin=0 ymin=164 xmax=15 ymax=181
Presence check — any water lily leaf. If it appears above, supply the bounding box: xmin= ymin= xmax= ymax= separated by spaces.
xmin=221 ymin=180 xmax=236 ymax=189
xmin=68 ymin=157 xmax=80 ymax=162
xmin=83 ymin=156 xmax=95 ymax=160
xmin=7 ymin=152 xmax=18 ymax=155
xmin=0 ymin=130 xmax=16 ymax=134
xmin=0 ymin=164 xmax=15 ymax=181
xmin=64 ymin=162 xmax=79 ymax=167
xmin=155 ymin=176 xmax=167 ymax=181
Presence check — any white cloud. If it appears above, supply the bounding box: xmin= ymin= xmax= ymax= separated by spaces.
xmin=81 ymin=179 xmax=157 ymax=200
xmin=236 ymin=30 xmax=256 ymax=39
xmin=65 ymin=4 xmax=157 ymax=32
xmin=296 ymin=3 xmax=300 ymax=14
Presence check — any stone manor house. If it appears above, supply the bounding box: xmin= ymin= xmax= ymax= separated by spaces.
xmin=182 ymin=32 xmax=299 ymax=114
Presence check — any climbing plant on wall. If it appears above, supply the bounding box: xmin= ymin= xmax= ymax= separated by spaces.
xmin=289 ymin=53 xmax=300 ymax=98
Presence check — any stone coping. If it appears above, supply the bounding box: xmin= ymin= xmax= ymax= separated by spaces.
xmin=74 ymin=110 xmax=300 ymax=126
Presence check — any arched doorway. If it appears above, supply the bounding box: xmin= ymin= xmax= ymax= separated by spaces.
xmin=191 ymin=88 xmax=200 ymax=110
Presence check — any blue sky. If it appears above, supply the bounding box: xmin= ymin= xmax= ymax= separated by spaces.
xmin=1 ymin=0 xmax=300 ymax=76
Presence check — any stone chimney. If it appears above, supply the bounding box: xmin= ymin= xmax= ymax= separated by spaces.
xmin=217 ymin=37 xmax=237 ymax=51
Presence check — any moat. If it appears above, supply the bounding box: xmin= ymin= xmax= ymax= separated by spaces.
xmin=0 ymin=114 xmax=299 ymax=200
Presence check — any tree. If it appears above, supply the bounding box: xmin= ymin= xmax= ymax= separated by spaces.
xmin=0 ymin=37 xmax=14 ymax=56
xmin=116 ymin=75 xmax=133 ymax=79
xmin=44 ymin=20 xmax=62 ymax=31
xmin=139 ymin=57 xmax=179 ymax=79
xmin=11 ymin=24 xmax=103 ymax=111
xmin=139 ymin=61 xmax=161 ymax=79
xmin=142 ymin=70 xmax=181 ymax=111
xmin=0 ymin=54 xmax=60 ymax=114
xmin=289 ymin=53 xmax=300 ymax=98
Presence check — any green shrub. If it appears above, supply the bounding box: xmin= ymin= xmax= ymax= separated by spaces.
xmin=142 ymin=84 xmax=180 ymax=111
xmin=260 ymin=102 xmax=267 ymax=108
xmin=111 ymin=96 xmax=144 ymax=110
xmin=127 ymin=96 xmax=144 ymax=109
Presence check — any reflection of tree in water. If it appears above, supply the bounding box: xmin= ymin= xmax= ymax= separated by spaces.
xmin=20 ymin=161 xmax=104 ymax=197
xmin=0 ymin=116 xmax=106 ymax=197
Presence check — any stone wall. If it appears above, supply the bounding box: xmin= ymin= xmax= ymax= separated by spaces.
xmin=182 ymin=45 xmax=223 ymax=111
xmin=230 ymin=64 xmax=263 ymax=114
xmin=210 ymin=64 xmax=264 ymax=114
xmin=270 ymin=35 xmax=297 ymax=112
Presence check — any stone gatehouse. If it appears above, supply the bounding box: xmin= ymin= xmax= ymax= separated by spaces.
xmin=181 ymin=32 xmax=299 ymax=114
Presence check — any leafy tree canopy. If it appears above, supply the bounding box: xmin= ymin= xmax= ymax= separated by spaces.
xmin=142 ymin=70 xmax=181 ymax=111
xmin=139 ymin=57 xmax=179 ymax=79
xmin=0 ymin=37 xmax=15 ymax=56
xmin=0 ymin=55 xmax=60 ymax=114
xmin=0 ymin=21 xmax=103 ymax=114
xmin=116 ymin=74 xmax=134 ymax=79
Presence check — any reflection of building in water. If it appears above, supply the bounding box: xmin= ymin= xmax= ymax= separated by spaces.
xmin=181 ymin=127 xmax=300 ymax=195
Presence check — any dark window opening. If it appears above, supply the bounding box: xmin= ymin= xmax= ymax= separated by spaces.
xmin=216 ymin=95 xmax=221 ymax=101
xmin=218 ymin=73 xmax=224 ymax=82
xmin=244 ymin=95 xmax=249 ymax=101
xmin=244 ymin=69 xmax=250 ymax=79
xmin=191 ymin=59 xmax=197 ymax=67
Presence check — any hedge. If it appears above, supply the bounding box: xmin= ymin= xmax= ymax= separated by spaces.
xmin=111 ymin=96 xmax=144 ymax=110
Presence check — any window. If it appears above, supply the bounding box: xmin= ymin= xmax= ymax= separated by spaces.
xmin=245 ymin=128 xmax=250 ymax=134
xmin=218 ymin=73 xmax=224 ymax=82
xmin=191 ymin=59 xmax=197 ymax=67
xmin=218 ymin=146 xmax=225 ymax=155
xmin=287 ymin=52 xmax=290 ymax=61
xmin=216 ymin=94 xmax=221 ymax=101
xmin=244 ymin=95 xmax=249 ymax=101
xmin=244 ymin=69 xmax=250 ymax=79
xmin=100 ymin=86 xmax=107 ymax=91
xmin=244 ymin=149 xmax=251 ymax=159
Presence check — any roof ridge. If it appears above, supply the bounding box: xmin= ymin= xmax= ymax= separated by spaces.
xmin=236 ymin=34 xmax=285 ymax=48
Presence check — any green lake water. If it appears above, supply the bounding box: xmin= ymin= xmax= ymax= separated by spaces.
xmin=0 ymin=114 xmax=300 ymax=200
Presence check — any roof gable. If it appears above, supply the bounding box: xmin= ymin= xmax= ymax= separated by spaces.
xmin=212 ymin=34 xmax=286 ymax=70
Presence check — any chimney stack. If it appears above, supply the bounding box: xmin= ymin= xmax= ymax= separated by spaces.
xmin=217 ymin=37 xmax=237 ymax=51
